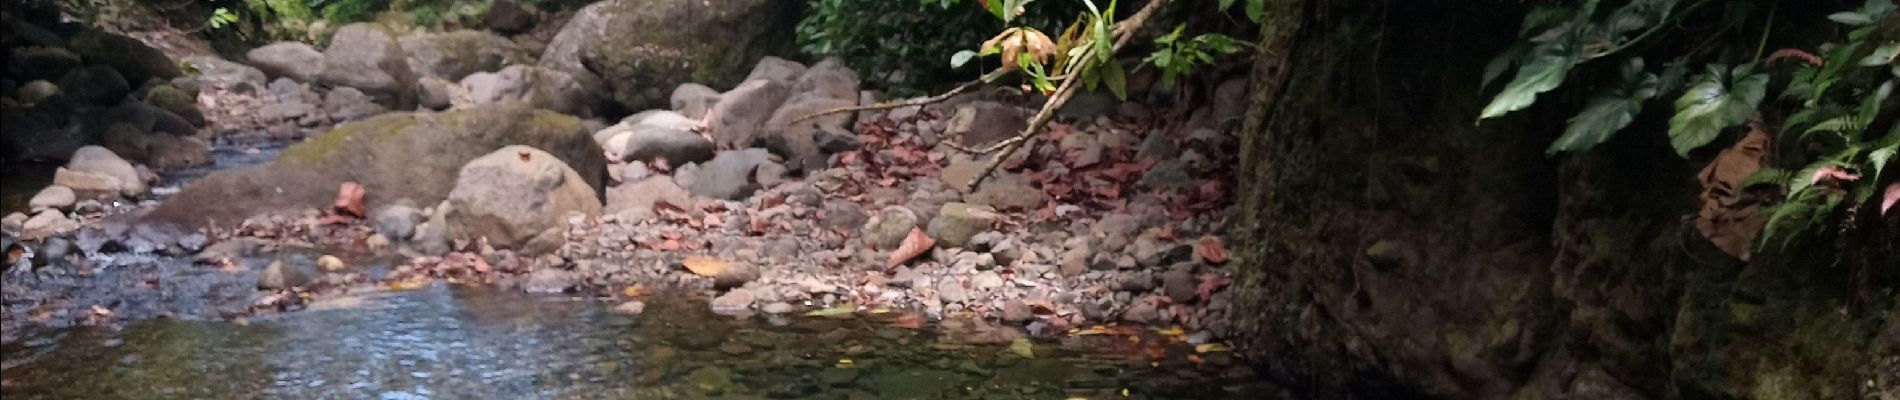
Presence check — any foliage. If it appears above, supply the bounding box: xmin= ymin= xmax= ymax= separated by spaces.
xmin=797 ymin=0 xmax=1080 ymax=95
xmin=1144 ymin=24 xmax=1243 ymax=89
xmin=1479 ymin=0 xmax=1900 ymax=256
xmin=208 ymin=7 xmax=240 ymax=30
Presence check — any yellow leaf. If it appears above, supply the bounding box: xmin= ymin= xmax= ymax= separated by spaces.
xmin=1009 ymin=338 xmax=1035 ymax=359
xmin=1151 ymin=326 xmax=1185 ymax=336
xmin=1194 ymin=343 xmax=1233 ymax=353
xmin=682 ymin=256 xmax=728 ymax=277
xmin=804 ymin=306 xmax=856 ymax=318
xmin=622 ymin=284 xmax=650 ymax=298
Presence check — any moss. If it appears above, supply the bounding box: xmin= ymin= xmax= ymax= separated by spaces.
xmin=275 ymin=113 xmax=416 ymax=164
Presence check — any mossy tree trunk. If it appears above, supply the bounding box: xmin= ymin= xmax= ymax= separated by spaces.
xmin=1227 ymin=1 xmax=1898 ymax=399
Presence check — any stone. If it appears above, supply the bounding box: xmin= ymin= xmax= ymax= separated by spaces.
xmin=945 ymin=101 xmax=1030 ymax=148
xmin=375 ymin=203 xmax=423 ymax=241
xmin=317 ymin=255 xmax=346 ymax=271
xmin=68 ymin=30 xmax=181 ymax=84
xmin=484 ymin=0 xmax=537 ymax=34
xmin=65 ymin=146 xmax=144 ymax=197
xmin=710 ymin=289 xmax=756 ymax=314
xmin=1113 ymin=271 xmax=1157 ymax=292
xmin=1060 ymin=133 xmax=1105 ymax=168
xmin=815 ymin=125 xmax=861 ymax=153
xmin=142 ymin=84 xmax=202 ymax=126
xmin=543 ymin=0 xmax=799 ymax=109
xmin=683 ymin=149 xmax=776 ymax=200
xmin=247 ymin=41 xmax=326 ymax=83
xmin=972 ymin=271 xmax=1005 ymax=292
xmin=259 ymin=257 xmax=319 ymax=289
xmin=11 ymin=46 xmax=81 ymax=81
xmin=938 ymin=279 xmax=970 ymax=303
xmin=400 ymin=30 xmax=527 ymax=81
xmin=148 ymin=103 xmax=606 ymax=229
xmin=745 ymin=56 xmax=808 ymax=85
xmin=1000 ymin=300 xmax=1033 ymax=323
xmin=670 ymin=83 xmax=721 ymax=120
xmin=1059 ymin=240 xmax=1092 ymax=277
xmin=1 ymin=212 xmax=26 ymax=234
xmin=1121 ymin=300 xmax=1161 ymax=324
xmin=963 ymin=173 xmax=1044 ymax=211
xmin=888 ymin=267 xmax=923 ymax=288
xmin=28 ymin=186 xmax=75 ymax=211
xmin=706 ymin=79 xmax=791 ymax=149
xmin=523 ymin=268 xmax=579 ymax=293
xmin=57 ymin=65 xmax=129 ymax=106
xmin=711 ymin=262 xmax=760 ymax=290
xmin=1136 ymin=131 xmax=1180 ymax=161
xmin=21 ymin=210 xmax=77 ymax=240
xmin=761 ymin=301 xmax=795 ymax=314
xmin=1132 ymin=234 xmax=1190 ymax=267
xmin=444 ymin=146 xmax=603 ymax=254
xmin=1162 ymin=264 xmax=1198 ymax=304
xmin=320 ymin=23 xmax=417 ymax=109
xmin=607 ymin=176 xmax=695 ymax=221
xmin=416 ymin=77 xmax=454 ymax=110
xmin=861 ymin=206 xmax=921 ymax=250
xmin=1057 ymin=90 xmax=1118 ymax=122
xmin=1140 ymin=159 xmax=1196 ymax=190
xmin=17 ymin=80 xmax=58 ymax=103
xmin=181 ymin=56 xmax=267 ymax=91
xmin=322 ymin=87 xmax=388 ymax=122
xmin=611 ymin=300 xmax=646 ymax=315
xmin=934 ymin=203 xmax=998 ymax=249
xmin=1209 ymin=78 xmax=1249 ymax=129
xmin=598 ymin=112 xmax=714 ymax=165
xmin=454 ymin=65 xmax=595 ymax=117
xmin=761 ymin=92 xmax=856 ymax=172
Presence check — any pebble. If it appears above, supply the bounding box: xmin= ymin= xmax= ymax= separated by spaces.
xmin=317 ymin=255 xmax=346 ymax=272
xmin=761 ymin=302 xmax=795 ymax=314
xmin=611 ymin=301 xmax=646 ymax=315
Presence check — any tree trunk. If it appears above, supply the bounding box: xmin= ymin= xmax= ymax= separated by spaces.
xmin=1228 ymin=1 xmax=1898 ymax=399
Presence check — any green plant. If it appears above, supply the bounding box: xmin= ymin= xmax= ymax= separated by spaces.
xmin=796 ymin=0 xmax=1081 ymax=95
xmin=1143 ymin=24 xmax=1242 ymax=89
xmin=208 ymin=7 xmax=240 ymax=30
xmin=1478 ymin=0 xmax=1900 ymax=256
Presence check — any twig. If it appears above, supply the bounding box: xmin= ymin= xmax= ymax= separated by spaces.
xmin=791 ymin=70 xmax=1008 ymax=124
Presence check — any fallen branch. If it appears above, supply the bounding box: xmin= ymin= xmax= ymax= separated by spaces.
xmin=791 ymin=70 xmax=1008 ymax=124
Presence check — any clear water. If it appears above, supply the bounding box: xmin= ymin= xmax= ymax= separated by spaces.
xmin=0 ymin=284 xmax=1273 ymax=399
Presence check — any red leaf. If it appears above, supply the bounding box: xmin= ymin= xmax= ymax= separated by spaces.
xmin=885 ymin=228 xmax=936 ymax=271
xmin=1196 ymin=276 xmax=1231 ymax=304
xmin=1766 ymin=48 xmax=1824 ymax=66
xmin=1884 ymin=183 xmax=1900 ymax=217
xmin=1808 ymin=165 xmax=1860 ymax=188
xmin=1193 ymin=236 xmax=1229 ymax=264
xmin=333 ymin=182 xmax=366 ymax=218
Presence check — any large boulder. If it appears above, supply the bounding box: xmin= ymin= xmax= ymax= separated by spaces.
xmin=670 ymin=83 xmax=721 ymax=120
xmin=744 ymin=56 xmax=806 ymax=85
xmin=454 ymin=65 xmax=593 ymax=117
xmin=399 ymin=30 xmax=528 ymax=81
xmin=144 ymin=103 xmax=606 ymax=228
xmin=0 ymin=107 xmax=85 ymax=162
xmin=318 ymin=23 xmax=417 ymax=109
xmin=534 ymin=0 xmax=614 ymax=107
xmin=11 ymin=46 xmax=81 ymax=81
xmin=181 ymin=56 xmax=268 ymax=92
xmin=792 ymin=58 xmax=860 ymax=102
xmin=541 ymin=0 xmax=800 ymax=110
xmin=596 ymin=111 xmax=713 ymax=165
xmin=246 ymin=42 xmax=326 ymax=83
xmin=57 ymin=65 xmax=129 ymax=106
xmin=444 ymin=145 xmax=600 ymax=254
xmin=705 ymin=79 xmax=789 ymax=149
xmin=63 ymin=146 xmax=145 ymax=197
xmin=760 ymin=93 xmax=855 ymax=172
xmin=68 ymin=30 xmax=181 ymax=84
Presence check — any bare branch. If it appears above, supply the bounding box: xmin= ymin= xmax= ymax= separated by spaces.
xmin=791 ymin=70 xmax=1008 ymax=124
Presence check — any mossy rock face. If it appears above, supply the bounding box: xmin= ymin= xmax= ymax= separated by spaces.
xmin=146 ymin=102 xmax=605 ymax=228
xmin=542 ymin=0 xmax=801 ymax=110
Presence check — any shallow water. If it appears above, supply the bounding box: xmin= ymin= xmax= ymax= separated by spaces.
xmin=1 ymin=284 xmax=1272 ymax=399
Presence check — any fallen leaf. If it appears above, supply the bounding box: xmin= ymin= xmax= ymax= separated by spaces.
xmin=1884 ymin=183 xmax=1899 ymax=217
xmin=1194 ymin=343 xmax=1233 ymax=353
xmin=1193 ymin=236 xmax=1229 ymax=264
xmin=805 ymin=305 xmax=857 ymax=318
xmin=891 ymin=312 xmax=925 ymax=329
xmin=622 ymin=284 xmax=650 ymax=298
xmin=1009 ymin=337 xmax=1036 ymax=359
xmin=1695 ymin=126 xmax=1771 ymax=260
xmin=1196 ymin=276 xmax=1232 ymax=304
xmin=333 ymin=182 xmax=366 ymax=218
xmin=885 ymin=227 xmax=936 ymax=271
xmin=682 ymin=256 xmax=729 ymax=277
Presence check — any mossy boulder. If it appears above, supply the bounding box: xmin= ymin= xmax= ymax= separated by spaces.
xmin=540 ymin=0 xmax=801 ymax=110
xmin=67 ymin=29 xmax=181 ymax=85
xmin=145 ymin=102 xmax=605 ymax=228
xmin=399 ymin=30 xmax=529 ymax=81
xmin=318 ymin=23 xmax=417 ymax=109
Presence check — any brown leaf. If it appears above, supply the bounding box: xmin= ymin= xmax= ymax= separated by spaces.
xmin=885 ymin=227 xmax=936 ymax=271
xmin=683 ymin=256 xmax=729 ymax=277
xmin=1695 ymin=124 xmax=1771 ymax=260
xmin=1196 ymin=276 xmax=1231 ymax=304
xmin=333 ymin=182 xmax=366 ymax=218
xmin=891 ymin=312 xmax=925 ymax=329
xmin=1193 ymin=236 xmax=1229 ymax=264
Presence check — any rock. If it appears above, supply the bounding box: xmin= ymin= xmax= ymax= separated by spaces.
xmin=17 ymin=80 xmax=59 ymax=103
xmin=413 ymin=203 xmax=454 ymax=256
xmin=888 ymin=266 xmax=924 ymax=288
xmin=68 ymin=30 xmax=181 ymax=84
xmin=28 ymin=186 xmax=75 ymax=211
xmin=366 ymin=234 xmax=391 ymax=251
xmin=1136 ymin=131 xmax=1180 ymax=161
xmin=761 ymin=92 xmax=856 ymax=171
xmin=821 ymin=201 xmax=869 ymax=231
xmin=416 ymin=77 xmax=454 ymax=110
xmin=142 ymin=135 xmax=212 ymax=170
xmin=484 ymin=0 xmax=537 ymax=34
xmin=21 ymin=210 xmax=77 ymax=240
xmin=444 ymin=146 xmax=603 ymax=254
xmin=317 ymin=255 xmax=346 ymax=271
xmin=147 ymin=103 xmax=605 ymax=230
xmin=746 ymin=56 xmax=808 ymax=85
xmin=142 ymin=84 xmax=203 ymax=126
xmin=670 ymin=83 xmax=721 ymax=120
xmin=454 ymin=65 xmax=594 ymax=117
xmin=181 ymin=56 xmax=267 ymax=92
xmin=1060 ymin=133 xmax=1105 ymax=168
xmin=711 ymin=262 xmax=760 ymax=289
xmin=12 ymin=47 xmax=81 ymax=82
xmin=246 ymin=42 xmax=326 ymax=83
xmin=1059 ymin=239 xmax=1092 ymax=277
xmin=963 ymin=173 xmax=1044 ymax=211
xmin=1000 ymin=299 xmax=1033 ymax=323
xmin=761 ymin=301 xmax=795 ymax=314
xmin=934 ymin=203 xmax=998 ymax=248
xmin=1121 ymin=300 xmax=1161 ymax=324
xmin=1057 ymin=90 xmax=1117 ymax=122
xmin=1113 ymin=271 xmax=1157 ymax=292
xmin=544 ymin=0 xmax=800 ymax=110
xmin=1131 ymin=234 xmax=1189 ymax=267
xmin=374 ymin=203 xmax=423 ymax=241
xmin=945 ymin=101 xmax=1030 ymax=148
xmin=607 ymin=176 xmax=695 ymax=221
xmin=683 ymin=149 xmax=776 ymax=200
xmin=259 ymin=257 xmax=319 ymax=289
xmin=815 ymin=125 xmax=861 ymax=153
xmin=599 ymin=113 xmax=715 ymax=165
xmin=322 ymin=87 xmax=388 ymax=122
xmin=52 ymin=168 xmax=122 ymax=200
xmin=2 ymin=212 xmax=26 ymax=234
xmin=938 ymin=279 xmax=970 ymax=303
xmin=1140 ymin=159 xmax=1196 ymax=190
xmin=1162 ymin=264 xmax=1197 ymax=304
xmin=706 ymin=79 xmax=791 ymax=149
xmin=861 ymin=206 xmax=921 ymax=250
xmin=400 ymin=30 xmax=526 ymax=81
xmin=611 ymin=300 xmax=646 ymax=315
xmin=523 ymin=268 xmax=579 ymax=293
xmin=972 ymin=271 xmax=1005 ymax=292
xmin=65 ymin=146 xmax=144 ymax=197
xmin=57 ymin=65 xmax=129 ymax=106
xmin=710 ymin=289 xmax=756 ymax=314
xmin=319 ymin=23 xmax=417 ymax=109
xmin=1208 ymin=78 xmax=1248 ymax=129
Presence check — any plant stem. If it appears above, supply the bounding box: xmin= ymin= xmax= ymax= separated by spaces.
xmin=1754 ymin=0 xmax=1779 ymax=61
xmin=1592 ymin=0 xmax=1716 ymax=60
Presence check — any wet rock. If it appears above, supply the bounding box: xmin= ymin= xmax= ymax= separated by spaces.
xmin=761 ymin=301 xmax=795 ymax=314
xmin=611 ymin=300 xmax=646 ymax=315
xmin=484 ymin=0 xmax=537 ymax=33
xmin=670 ymin=83 xmax=721 ymax=120
xmin=688 ymin=366 xmax=736 ymax=394
xmin=820 ymin=367 xmax=861 ymax=386
xmin=247 ymin=41 xmax=326 ymax=83
xmin=57 ymin=65 xmax=129 ymax=106
xmin=259 ymin=257 xmax=319 ymax=289
xmin=683 ymin=149 xmax=775 ymax=200
xmin=710 ymin=288 xmax=756 ymax=314
xmin=706 ymin=79 xmax=791 ymax=149
xmin=1161 ymin=264 xmax=1197 ymax=304
xmin=523 ymin=268 xmax=579 ymax=293
xmin=319 ymin=23 xmax=417 ymax=109
xmin=17 ymin=80 xmax=59 ymax=103
xmin=934 ymin=203 xmax=997 ymax=249
xmin=21 ymin=210 xmax=77 ymax=240
xmin=861 ymin=206 xmax=921 ymax=250
xmin=939 ymin=279 xmax=970 ymax=303
xmin=374 ymin=202 xmax=423 ymax=241
xmin=745 ymin=56 xmax=807 ymax=85
xmin=445 ymin=146 xmax=602 ymax=255
xmin=28 ymin=185 xmax=75 ymax=211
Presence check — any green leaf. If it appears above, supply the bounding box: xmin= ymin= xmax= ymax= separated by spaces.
xmin=1245 ymin=0 xmax=1266 ymax=23
xmin=1548 ymin=59 xmax=1659 ymax=154
xmin=1829 ymin=12 xmax=1873 ymax=25
xmin=1479 ymin=52 xmax=1579 ymax=120
xmin=1482 ymin=44 xmax=1527 ymax=90
xmin=1872 ymin=144 xmax=1897 ymax=181
xmin=1009 ymin=338 xmax=1036 ymax=358
xmin=1738 ymin=167 xmax=1793 ymax=190
xmin=1667 ymin=64 xmax=1768 ymax=156
xmin=950 ymin=50 xmax=978 ymax=68
xmin=1220 ymin=0 xmax=1237 ymax=9
xmin=1862 ymin=42 xmax=1900 ymax=66
xmin=1101 ymin=60 xmax=1128 ymax=100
